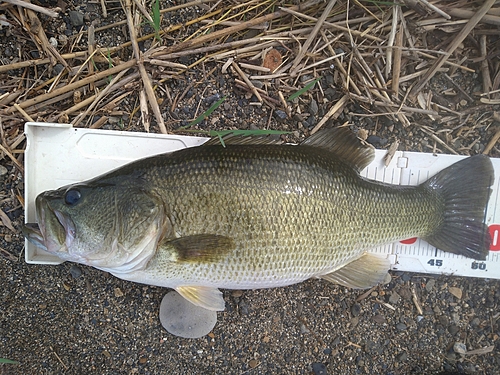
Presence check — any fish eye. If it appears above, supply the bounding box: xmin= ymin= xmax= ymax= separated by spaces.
xmin=64 ymin=189 xmax=82 ymax=206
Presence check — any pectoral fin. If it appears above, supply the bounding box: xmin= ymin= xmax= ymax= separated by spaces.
xmin=162 ymin=234 xmax=235 ymax=263
xmin=176 ymin=286 xmax=226 ymax=311
xmin=320 ymin=253 xmax=390 ymax=289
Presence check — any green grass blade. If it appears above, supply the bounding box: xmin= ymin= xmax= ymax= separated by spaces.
xmin=288 ymin=77 xmax=321 ymax=101
xmin=0 ymin=358 xmax=19 ymax=364
xmin=183 ymin=96 xmax=226 ymax=128
xmin=151 ymin=0 xmax=161 ymax=41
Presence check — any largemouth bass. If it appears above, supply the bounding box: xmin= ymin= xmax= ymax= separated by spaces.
xmin=24 ymin=128 xmax=494 ymax=311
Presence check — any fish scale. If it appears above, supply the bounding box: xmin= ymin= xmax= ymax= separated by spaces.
xmin=138 ymin=144 xmax=441 ymax=289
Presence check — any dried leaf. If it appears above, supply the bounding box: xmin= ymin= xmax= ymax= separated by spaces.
xmin=0 ymin=247 xmax=18 ymax=262
xmin=0 ymin=209 xmax=15 ymax=232
xmin=449 ymin=286 xmax=463 ymax=299
xmin=465 ymin=346 xmax=494 ymax=355
xmin=262 ymin=48 xmax=282 ymax=72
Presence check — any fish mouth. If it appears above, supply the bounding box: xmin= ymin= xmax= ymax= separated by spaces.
xmin=23 ymin=195 xmax=76 ymax=257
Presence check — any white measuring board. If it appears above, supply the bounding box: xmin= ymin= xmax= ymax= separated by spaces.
xmin=24 ymin=122 xmax=500 ymax=280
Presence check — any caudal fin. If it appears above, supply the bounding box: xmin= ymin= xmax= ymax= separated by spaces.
xmin=422 ymin=155 xmax=494 ymax=260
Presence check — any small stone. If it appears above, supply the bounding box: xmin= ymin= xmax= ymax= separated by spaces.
xmin=453 ymin=342 xmax=467 ymax=355
xmin=449 ymin=286 xmax=463 ymax=299
xmin=249 ymin=359 xmax=258 ymax=368
xmin=114 ymin=287 xmax=124 ymax=297
xmin=309 ymin=99 xmax=319 ymax=116
xmin=470 ymin=317 xmax=480 ymax=327
xmin=69 ymin=265 xmax=82 ymax=279
xmin=139 ymin=357 xmax=147 ymax=364
xmin=397 ymin=352 xmax=408 ymax=361
xmin=401 ymin=273 xmax=411 ymax=282
xmin=448 ymin=324 xmax=460 ymax=336
xmin=372 ymin=314 xmax=386 ymax=324
xmin=438 ymin=315 xmax=449 ymax=326
xmin=396 ymin=323 xmax=407 ymax=331
xmin=231 ymin=290 xmax=243 ymax=298
xmin=204 ymin=93 xmax=221 ymax=105
xmin=388 ymin=292 xmax=400 ymax=305
xmin=4 ymin=234 xmax=12 ymax=242
xmin=49 ymin=37 xmax=58 ymax=47
xmin=425 ymin=279 xmax=436 ymax=292
xmin=366 ymin=135 xmax=388 ymax=148
xmin=0 ymin=165 xmax=7 ymax=176
xmin=274 ymin=110 xmax=288 ymax=122
xmin=68 ymin=11 xmax=84 ymax=27
xmin=62 ymin=282 xmax=70 ymax=291
xmin=312 ymin=362 xmax=327 ymax=375
xmin=300 ymin=323 xmax=310 ymax=334
xmin=357 ymin=129 xmax=368 ymax=141
xmin=351 ymin=303 xmax=361 ymax=317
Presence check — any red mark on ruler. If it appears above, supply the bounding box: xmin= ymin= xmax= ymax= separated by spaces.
xmin=489 ymin=225 xmax=500 ymax=251
xmin=400 ymin=237 xmax=417 ymax=245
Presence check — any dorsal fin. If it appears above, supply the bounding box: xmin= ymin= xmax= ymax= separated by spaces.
xmin=301 ymin=127 xmax=375 ymax=172
xmin=203 ymin=133 xmax=284 ymax=146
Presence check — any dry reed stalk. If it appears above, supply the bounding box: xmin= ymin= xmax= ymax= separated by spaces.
xmin=480 ymin=35 xmax=493 ymax=96
xmin=232 ymin=62 xmax=262 ymax=103
xmin=483 ymin=124 xmax=500 ymax=155
xmin=391 ymin=25 xmax=403 ymax=98
xmin=289 ymin=0 xmax=337 ymax=76
xmin=1 ymin=0 xmax=59 ymax=17
xmin=122 ymin=0 xmax=167 ymax=133
xmin=385 ymin=5 xmax=399 ymax=79
xmin=409 ymin=0 xmax=497 ymax=99
xmin=2 ymin=59 xmax=137 ymax=114
xmin=72 ymin=68 xmax=132 ymax=127
xmin=311 ymin=94 xmax=349 ymax=135
xmin=150 ymin=0 xmax=321 ymax=56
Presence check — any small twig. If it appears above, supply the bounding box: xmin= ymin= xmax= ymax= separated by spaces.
xmin=139 ymin=90 xmax=150 ymax=132
xmin=232 ymin=61 xmax=262 ymax=103
xmin=72 ymin=68 xmax=131 ymax=127
xmin=483 ymin=126 xmax=500 ymax=155
xmin=13 ymin=103 xmax=34 ymax=122
xmin=49 ymin=346 xmax=69 ymax=371
xmin=2 ymin=0 xmax=59 ymax=17
xmin=100 ymin=0 xmax=108 ymax=17
xmin=122 ymin=0 xmax=167 ymax=133
xmin=442 ymin=74 xmax=474 ymax=103
xmin=419 ymin=126 xmax=459 ymax=155
xmin=480 ymin=35 xmax=493 ymax=96
xmin=311 ymin=94 xmax=349 ymax=135
xmin=386 ymin=4 xmax=399 ymax=79
xmin=411 ymin=286 xmax=423 ymax=315
xmin=289 ymin=0 xmax=337 ymax=76
xmin=391 ymin=25 xmax=403 ymax=98
xmin=418 ymin=0 xmax=450 ymax=19
xmin=0 ymin=142 xmax=24 ymax=174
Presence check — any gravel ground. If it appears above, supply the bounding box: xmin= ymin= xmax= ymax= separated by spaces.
xmin=1 ymin=1 xmax=500 ymax=374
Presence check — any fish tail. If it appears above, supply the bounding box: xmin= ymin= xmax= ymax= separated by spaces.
xmin=422 ymin=155 xmax=494 ymax=260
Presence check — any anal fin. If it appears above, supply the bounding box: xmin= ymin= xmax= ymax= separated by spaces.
xmin=320 ymin=253 xmax=390 ymax=289
xmin=176 ymin=286 xmax=226 ymax=311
